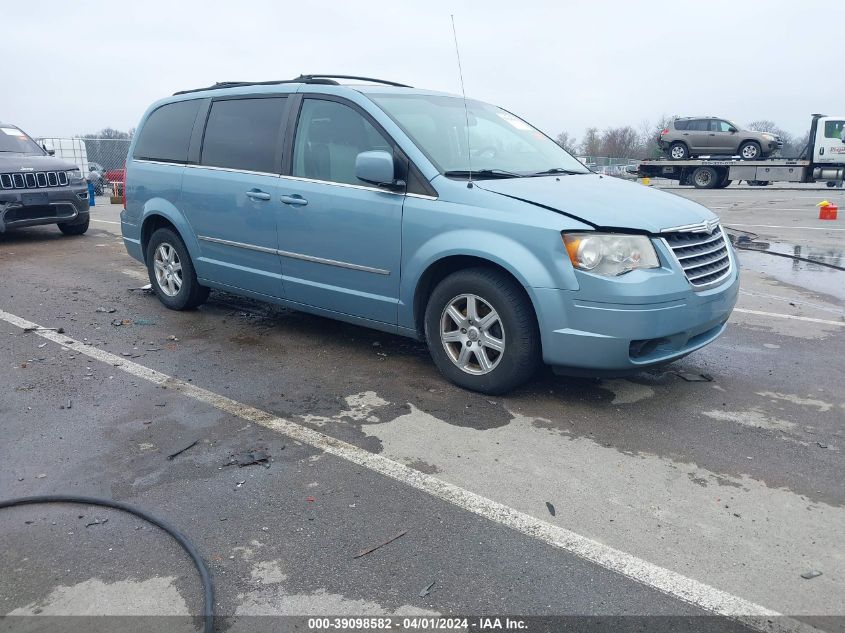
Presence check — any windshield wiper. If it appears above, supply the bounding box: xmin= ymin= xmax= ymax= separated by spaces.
xmin=529 ymin=168 xmax=587 ymax=176
xmin=443 ymin=169 xmax=523 ymax=180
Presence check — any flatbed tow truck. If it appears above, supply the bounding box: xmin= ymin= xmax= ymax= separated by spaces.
xmin=635 ymin=114 xmax=845 ymax=189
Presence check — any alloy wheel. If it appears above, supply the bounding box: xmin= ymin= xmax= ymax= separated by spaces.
xmin=440 ymin=294 xmax=505 ymax=375
xmin=153 ymin=242 xmax=183 ymax=297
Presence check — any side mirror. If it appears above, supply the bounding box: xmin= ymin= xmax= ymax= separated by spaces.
xmin=355 ymin=150 xmax=401 ymax=188
xmin=728 ymin=127 xmax=737 ymax=133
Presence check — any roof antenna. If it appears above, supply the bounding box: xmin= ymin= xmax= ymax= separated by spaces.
xmin=450 ymin=14 xmax=473 ymax=189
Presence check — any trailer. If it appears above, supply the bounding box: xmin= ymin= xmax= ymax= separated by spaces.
xmin=636 ymin=114 xmax=845 ymax=189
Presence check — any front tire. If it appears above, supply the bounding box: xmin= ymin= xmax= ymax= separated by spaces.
xmin=739 ymin=141 xmax=761 ymax=159
xmin=424 ymin=267 xmax=540 ymax=395
xmin=146 ymin=227 xmax=209 ymax=310
xmin=58 ymin=216 xmax=89 ymax=236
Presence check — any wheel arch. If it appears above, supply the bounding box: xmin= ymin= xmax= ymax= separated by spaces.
xmin=411 ymin=255 xmax=540 ymax=338
xmin=139 ymin=204 xmax=200 ymax=264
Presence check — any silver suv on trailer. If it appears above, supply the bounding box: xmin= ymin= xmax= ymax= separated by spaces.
xmin=659 ymin=117 xmax=783 ymax=160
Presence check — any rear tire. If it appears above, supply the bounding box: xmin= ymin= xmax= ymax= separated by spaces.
xmin=692 ymin=166 xmax=719 ymax=189
xmin=424 ymin=267 xmax=540 ymax=395
xmin=58 ymin=216 xmax=89 ymax=236
xmin=669 ymin=142 xmax=689 ymax=160
xmin=739 ymin=141 xmax=762 ymax=160
xmin=146 ymin=227 xmax=210 ymax=310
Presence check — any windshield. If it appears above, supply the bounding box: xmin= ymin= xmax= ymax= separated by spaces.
xmin=0 ymin=126 xmax=45 ymax=155
xmin=369 ymin=94 xmax=589 ymax=178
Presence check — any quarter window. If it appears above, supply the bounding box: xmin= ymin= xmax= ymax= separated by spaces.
xmin=134 ymin=100 xmax=200 ymax=162
xmin=673 ymin=120 xmax=689 ymax=131
xmin=201 ymin=98 xmax=287 ymax=173
xmin=292 ymin=99 xmax=392 ymax=186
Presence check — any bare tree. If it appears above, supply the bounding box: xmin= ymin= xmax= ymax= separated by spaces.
xmin=580 ymin=127 xmax=602 ymax=157
xmin=555 ymin=131 xmax=578 ymax=154
xmin=81 ymin=128 xmax=134 ymax=140
xmin=746 ymin=120 xmax=779 ymax=134
xmin=746 ymin=120 xmax=806 ymax=156
xmin=600 ymin=126 xmax=641 ymax=159
xmin=638 ymin=114 xmax=678 ymax=159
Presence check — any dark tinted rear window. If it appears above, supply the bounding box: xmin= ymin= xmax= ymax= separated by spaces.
xmin=134 ymin=100 xmax=200 ymax=162
xmin=674 ymin=120 xmax=689 ymax=131
xmin=201 ymin=97 xmax=287 ymax=173
xmin=688 ymin=119 xmax=709 ymax=132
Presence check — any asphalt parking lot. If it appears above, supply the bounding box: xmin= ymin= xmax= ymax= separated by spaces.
xmin=1 ymin=184 xmax=843 ymax=632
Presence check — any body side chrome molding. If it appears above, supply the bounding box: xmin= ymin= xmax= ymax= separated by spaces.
xmin=197 ymin=235 xmax=277 ymax=255
xmin=276 ymin=249 xmax=390 ymax=275
xmin=197 ymin=235 xmax=390 ymax=275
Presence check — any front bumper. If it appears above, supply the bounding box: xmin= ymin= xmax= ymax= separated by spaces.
xmin=0 ymin=186 xmax=90 ymax=232
xmin=533 ymin=257 xmax=740 ymax=376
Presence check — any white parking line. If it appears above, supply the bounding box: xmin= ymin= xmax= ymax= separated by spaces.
xmin=733 ymin=308 xmax=844 ymax=326
xmin=90 ymin=218 xmax=120 ymax=225
xmin=0 ymin=307 xmax=819 ymax=633
xmin=725 ymin=223 xmax=845 ymax=231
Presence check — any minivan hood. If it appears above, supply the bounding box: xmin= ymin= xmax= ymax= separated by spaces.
xmin=475 ymin=173 xmax=715 ymax=234
xmin=0 ymin=153 xmax=79 ymax=172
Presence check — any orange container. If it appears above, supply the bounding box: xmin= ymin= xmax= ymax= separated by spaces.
xmin=819 ymin=204 xmax=838 ymax=220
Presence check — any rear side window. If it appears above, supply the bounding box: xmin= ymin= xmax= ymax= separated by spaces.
xmin=201 ymin=97 xmax=287 ymax=173
xmin=687 ymin=120 xmax=708 ymax=132
xmin=134 ymin=100 xmax=200 ymax=162
xmin=673 ymin=120 xmax=689 ymax=131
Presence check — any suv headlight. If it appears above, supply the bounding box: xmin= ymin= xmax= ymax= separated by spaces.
xmin=762 ymin=133 xmax=776 ymax=141
xmin=66 ymin=168 xmax=83 ymax=184
xmin=563 ymin=232 xmax=660 ymax=276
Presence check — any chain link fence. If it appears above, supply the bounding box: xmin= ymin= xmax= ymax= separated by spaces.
xmin=37 ymin=137 xmax=129 ymax=197
xmin=575 ymin=156 xmax=641 ymax=179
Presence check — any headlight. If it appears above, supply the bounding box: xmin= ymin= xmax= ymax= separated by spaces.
xmin=66 ymin=168 xmax=83 ymax=184
xmin=762 ymin=133 xmax=775 ymax=140
xmin=562 ymin=232 xmax=660 ymax=276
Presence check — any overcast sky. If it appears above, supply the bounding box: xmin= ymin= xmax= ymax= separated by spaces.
xmin=3 ymin=0 xmax=842 ymax=141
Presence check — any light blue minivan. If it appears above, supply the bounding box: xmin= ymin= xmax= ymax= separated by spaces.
xmin=121 ymin=74 xmax=738 ymax=394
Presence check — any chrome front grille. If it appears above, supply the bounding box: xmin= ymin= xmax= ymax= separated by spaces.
xmin=663 ymin=225 xmax=732 ymax=288
xmin=0 ymin=171 xmax=69 ymax=190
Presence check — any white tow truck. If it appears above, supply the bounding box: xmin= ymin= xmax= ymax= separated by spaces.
xmin=636 ymin=114 xmax=845 ymax=189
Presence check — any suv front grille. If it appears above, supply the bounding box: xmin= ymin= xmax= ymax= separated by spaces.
xmin=0 ymin=171 xmax=69 ymax=190
xmin=663 ymin=225 xmax=732 ymax=287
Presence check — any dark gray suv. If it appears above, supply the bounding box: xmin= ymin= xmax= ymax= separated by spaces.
xmin=0 ymin=123 xmax=90 ymax=235
xmin=658 ymin=117 xmax=783 ymax=160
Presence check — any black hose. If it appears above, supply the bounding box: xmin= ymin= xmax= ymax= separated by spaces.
xmin=0 ymin=495 xmax=214 ymax=633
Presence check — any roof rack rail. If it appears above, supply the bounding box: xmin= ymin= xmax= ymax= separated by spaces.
xmin=173 ymin=74 xmax=410 ymax=96
xmin=293 ymin=74 xmax=412 ymax=88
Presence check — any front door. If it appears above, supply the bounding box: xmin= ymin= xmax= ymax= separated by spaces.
xmin=708 ymin=120 xmax=737 ymax=153
xmin=180 ymin=96 xmax=289 ymax=298
xmin=276 ymin=96 xmax=403 ymax=324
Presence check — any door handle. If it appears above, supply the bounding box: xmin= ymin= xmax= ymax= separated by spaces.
xmin=280 ymin=194 xmax=308 ymax=207
xmin=246 ymin=189 xmax=271 ymax=201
